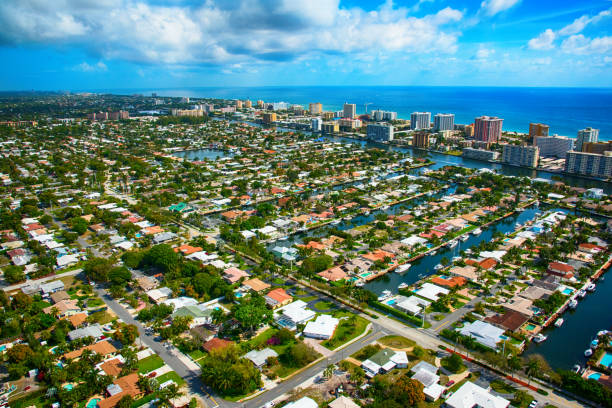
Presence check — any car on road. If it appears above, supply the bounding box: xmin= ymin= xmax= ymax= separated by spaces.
xmin=261 ymin=402 xmax=275 ymax=408
xmin=528 ymin=400 xmax=538 ymax=408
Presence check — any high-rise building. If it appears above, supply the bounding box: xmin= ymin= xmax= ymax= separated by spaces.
xmin=338 ymin=119 xmax=362 ymax=130
xmin=502 ymin=145 xmax=539 ymax=168
xmin=262 ymin=113 xmax=277 ymax=124
xmin=256 ymin=100 xmax=264 ymax=108
xmin=434 ymin=113 xmax=455 ymax=132
xmin=322 ymin=112 xmax=334 ymax=120
xmin=367 ymin=124 xmax=394 ymax=142
xmin=272 ymin=102 xmax=289 ymax=111
xmin=321 ymin=122 xmax=339 ymax=134
xmin=371 ymin=110 xmax=397 ymax=121
xmin=413 ymin=132 xmax=430 ymax=148
xmin=462 ymin=148 xmax=499 ymax=161
xmin=576 ymin=127 xmax=599 ymax=152
xmin=244 ymin=100 xmax=252 ymax=108
xmin=583 ymin=141 xmax=612 ymax=155
xmin=382 ymin=111 xmax=397 ymax=121
xmin=170 ymin=108 xmax=205 ymax=117
xmin=235 ymin=100 xmax=243 ymax=109
xmin=309 ymin=103 xmax=322 ymax=115
xmin=311 ymin=118 xmax=322 ymax=132
xmin=474 ymin=116 xmax=503 ymax=143
xmin=371 ymin=110 xmax=384 ymax=121
xmin=565 ymin=151 xmax=612 ymax=178
xmin=343 ymin=103 xmax=356 ymax=119
xmin=109 ymin=110 xmax=129 ymax=120
xmin=529 ymin=123 xmax=549 ymax=143
xmin=410 ymin=112 xmax=431 ymax=130
xmin=535 ymin=135 xmax=574 ymax=158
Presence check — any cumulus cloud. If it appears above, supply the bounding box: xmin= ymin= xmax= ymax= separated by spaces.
xmin=528 ymin=29 xmax=556 ymax=50
xmin=0 ymin=0 xmax=463 ymax=66
xmin=75 ymin=61 xmax=108 ymax=72
xmin=475 ymin=46 xmax=495 ymax=59
xmin=479 ymin=0 xmax=520 ymax=16
xmin=558 ymin=7 xmax=611 ymax=36
xmin=561 ymin=34 xmax=612 ymax=55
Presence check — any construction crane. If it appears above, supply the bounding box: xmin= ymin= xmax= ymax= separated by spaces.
xmin=364 ymin=102 xmax=373 ymax=113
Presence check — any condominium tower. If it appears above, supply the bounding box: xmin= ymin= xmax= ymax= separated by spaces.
xmin=410 ymin=112 xmax=431 ymax=130
xmin=576 ymin=128 xmax=599 ymax=152
xmin=434 ymin=113 xmax=455 ymax=132
xmin=343 ymin=103 xmax=356 ymax=119
xmin=309 ymin=103 xmax=322 ymax=115
xmin=474 ymin=116 xmax=503 ymax=143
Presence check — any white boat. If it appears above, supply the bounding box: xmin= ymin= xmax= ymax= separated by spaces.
xmin=434 ymin=264 xmax=444 ymax=271
xmin=460 ymin=235 xmax=469 ymax=242
xmin=585 ymin=349 xmax=593 ymax=357
xmin=431 ymin=250 xmax=437 ymax=255
xmin=569 ymin=299 xmax=578 ymax=309
xmin=554 ymin=318 xmax=564 ymax=327
xmin=377 ymin=290 xmax=393 ymax=301
xmin=363 ymin=210 xmax=370 ymax=216
xmin=472 ymin=228 xmax=482 ymax=235
xmin=381 ymin=205 xmax=390 ymax=210
xmin=587 ymin=283 xmax=596 ymax=292
xmin=452 ymin=256 xmax=462 ymax=263
xmin=573 ymin=364 xmax=581 ymax=374
xmin=578 ymin=290 xmax=587 ymax=298
xmin=533 ymin=334 xmax=547 ymax=343
xmin=355 ymin=281 xmax=365 ymax=287
xmin=394 ymin=264 xmax=411 ymax=273
xmin=279 ymin=236 xmax=289 ymax=241
xmin=447 ymin=240 xmax=458 ymax=249
xmin=398 ymin=283 xmax=409 ymax=290
xmin=331 ymin=219 xmax=341 ymax=225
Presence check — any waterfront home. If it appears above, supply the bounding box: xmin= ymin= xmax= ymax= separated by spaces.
xmin=485 ymin=310 xmax=529 ymax=332
xmin=394 ymin=295 xmax=431 ymax=315
xmin=445 ymin=381 xmax=510 ymax=408
xmin=265 ymin=288 xmax=293 ymax=308
xmin=361 ymin=348 xmax=408 ymax=377
xmin=303 ymin=314 xmax=339 ymax=340
xmin=244 ymin=347 xmax=279 ymax=369
xmin=431 ymin=276 xmax=467 ymax=288
xmin=448 ymin=265 xmax=479 ymax=282
xmin=518 ymin=285 xmax=553 ymax=301
xmin=502 ymin=296 xmax=535 ymax=318
xmin=275 ymin=300 xmax=315 ymax=331
xmin=415 ymin=283 xmax=449 ymax=301
xmin=547 ymin=262 xmax=575 ymax=279
xmin=458 ymin=321 xmax=506 ymax=350
xmin=317 ymin=266 xmax=348 ymax=282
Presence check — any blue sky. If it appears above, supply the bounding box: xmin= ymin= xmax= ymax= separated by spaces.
xmin=0 ymin=0 xmax=610 ymax=90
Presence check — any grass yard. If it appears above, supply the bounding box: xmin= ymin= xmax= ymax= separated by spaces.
xmin=301 ymin=295 xmax=318 ymax=302
xmin=155 ymin=371 xmax=186 ymax=386
xmin=138 ymin=355 xmax=165 ymax=374
xmin=322 ymin=314 xmax=368 ymax=350
xmin=312 ymin=300 xmax=335 ymax=311
xmin=188 ymin=349 xmax=206 ymax=361
xmin=377 ymin=335 xmax=416 ymax=349
xmin=490 ymin=379 xmax=517 ymax=394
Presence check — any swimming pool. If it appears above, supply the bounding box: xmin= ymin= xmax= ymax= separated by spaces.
xmin=86 ymin=398 xmax=101 ymax=408
xmin=600 ymin=353 xmax=612 ymax=368
xmin=63 ymin=384 xmax=73 ymax=391
xmin=589 ymin=373 xmax=602 ymax=380
xmin=386 ymin=299 xmax=396 ymax=305
xmin=525 ymin=324 xmax=536 ymax=331
xmin=562 ymin=288 xmax=574 ymax=295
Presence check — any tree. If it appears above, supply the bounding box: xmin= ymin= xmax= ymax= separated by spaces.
xmin=116 ymin=395 xmax=134 ymax=408
xmin=323 ymin=364 xmax=334 ymax=380
xmin=84 ymin=257 xmax=113 ymax=282
xmin=109 ymin=266 xmax=131 ymax=286
xmin=525 ymin=357 xmax=541 ymax=385
xmin=442 ymin=353 xmax=465 ymax=373
xmin=157 ymin=384 xmax=183 ymax=408
xmin=144 ymin=244 xmax=180 ymax=272
xmin=282 ymin=342 xmax=318 ymax=368
xmin=391 ymin=376 xmax=426 ymax=406
xmin=234 ymin=302 xmax=269 ymax=335
xmin=200 ymin=345 xmax=262 ymax=396
xmin=3 ymin=265 xmax=26 ymax=284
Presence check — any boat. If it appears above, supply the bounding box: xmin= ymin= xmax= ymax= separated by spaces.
xmin=355 ymin=281 xmax=365 ymax=287
xmin=573 ymin=364 xmax=581 ymax=374
xmin=533 ymin=334 xmax=547 ymax=343
xmin=434 ymin=264 xmax=444 ymax=271
xmin=447 ymin=240 xmax=458 ymax=249
xmin=578 ymin=290 xmax=587 ymax=298
xmin=398 ymin=283 xmax=409 ymax=290
xmin=554 ymin=318 xmax=564 ymax=327
xmin=331 ymin=219 xmax=341 ymax=225
xmin=460 ymin=235 xmax=469 ymax=242
xmin=587 ymin=283 xmax=596 ymax=292
xmin=363 ymin=210 xmax=370 ymax=216
xmin=279 ymin=236 xmax=289 ymax=241
xmin=569 ymin=299 xmax=578 ymax=309
xmin=585 ymin=349 xmax=593 ymax=357
xmin=381 ymin=205 xmax=390 ymax=210
xmin=471 ymin=228 xmax=482 ymax=235
xmin=394 ymin=264 xmax=411 ymax=273
xmin=452 ymin=256 xmax=462 ymax=263
xmin=431 ymin=250 xmax=437 ymax=255
xmin=377 ymin=290 xmax=393 ymax=301
xmin=591 ymin=339 xmax=599 ymax=349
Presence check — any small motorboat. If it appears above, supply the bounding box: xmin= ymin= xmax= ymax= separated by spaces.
xmin=355 ymin=281 xmax=365 ymax=287
xmin=472 ymin=228 xmax=482 ymax=235
xmin=398 ymin=283 xmax=409 ymax=290
xmin=554 ymin=318 xmax=564 ymax=327
xmin=447 ymin=240 xmax=458 ymax=249
xmin=569 ymin=299 xmax=578 ymax=309
xmin=578 ymin=290 xmax=587 ymax=298
xmin=394 ymin=264 xmax=411 ymax=273
xmin=331 ymin=219 xmax=341 ymax=225
xmin=533 ymin=334 xmax=547 ymax=343
xmin=587 ymin=283 xmax=596 ymax=292
xmin=434 ymin=264 xmax=444 ymax=271
xmin=591 ymin=339 xmax=599 ymax=349
xmin=585 ymin=349 xmax=593 ymax=357
xmin=460 ymin=235 xmax=469 ymax=242
xmin=573 ymin=364 xmax=581 ymax=374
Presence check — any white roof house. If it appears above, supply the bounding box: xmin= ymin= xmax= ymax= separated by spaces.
xmin=275 ymin=300 xmax=315 ymax=330
xmin=241 ymin=230 xmax=256 ymax=240
xmin=303 ymin=314 xmax=340 ymax=340
xmin=459 ymin=320 xmax=506 ymax=350
xmin=415 ymin=283 xmax=449 ymax=301
xmin=362 ymin=348 xmax=408 ymax=377
xmin=56 ymin=254 xmax=79 ymax=268
xmin=283 ymin=397 xmax=318 ymax=408
xmin=445 ymin=381 xmax=510 ymax=408
xmin=244 ymin=347 xmax=278 ymax=368
xmin=401 ymin=235 xmax=428 ymax=247
xmin=395 ymin=296 xmax=430 ymax=315
xmin=40 ymin=280 xmax=65 ymax=294
xmin=258 ymin=225 xmax=278 ymax=236
xmin=411 ymin=361 xmax=443 ymax=401
xmin=163 ymin=296 xmax=198 ymax=309
xmin=146 ymin=287 xmax=173 ymax=303
xmin=67 ymin=324 xmax=103 ymax=341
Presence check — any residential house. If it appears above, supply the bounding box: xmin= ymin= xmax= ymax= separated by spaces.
xmin=244 ymin=348 xmax=278 ymax=369
xmin=265 ymin=288 xmax=293 ymax=308
xmin=275 ymin=300 xmax=315 ymax=330
xmin=98 ymin=373 xmax=143 ymax=408
xmin=458 ymin=321 xmax=506 ymax=350
xmin=361 ymin=348 xmax=408 ymax=377
xmin=303 ymin=314 xmax=340 ymax=340
xmin=445 ymin=381 xmax=510 ymax=408
xmin=223 ymin=267 xmax=250 ymax=284
xmin=547 ymin=262 xmax=575 ymax=279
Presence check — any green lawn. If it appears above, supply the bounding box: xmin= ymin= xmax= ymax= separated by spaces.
xmin=312 ymin=300 xmax=335 ymax=311
xmin=155 ymin=371 xmax=186 ymax=386
xmin=188 ymin=349 xmax=206 ymax=361
xmin=322 ymin=314 xmax=368 ymax=350
xmin=490 ymin=379 xmax=517 ymax=394
xmin=138 ymin=355 xmax=165 ymax=374
xmin=377 ymin=335 xmax=416 ymax=349
xmin=301 ymin=295 xmax=318 ymax=302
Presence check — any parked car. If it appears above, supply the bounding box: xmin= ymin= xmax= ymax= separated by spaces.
xmin=445 ymin=380 xmax=455 ymax=387
xmin=529 ymin=400 xmax=538 ymax=408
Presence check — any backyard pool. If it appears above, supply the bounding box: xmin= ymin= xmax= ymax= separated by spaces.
xmin=386 ymin=299 xmax=396 ymax=305
xmin=63 ymin=384 xmax=73 ymax=391
xmin=525 ymin=324 xmax=537 ymax=331
xmin=589 ymin=373 xmax=602 ymax=380
xmin=562 ymin=288 xmax=574 ymax=295
xmin=86 ymin=398 xmax=101 ymax=408
xmin=600 ymin=352 xmax=612 ymax=368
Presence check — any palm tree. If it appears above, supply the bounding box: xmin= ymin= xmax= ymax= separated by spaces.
xmin=157 ymin=384 xmax=184 ymax=408
xmin=524 ymin=358 xmax=541 ymax=385
xmin=323 ymin=364 xmax=334 ymax=380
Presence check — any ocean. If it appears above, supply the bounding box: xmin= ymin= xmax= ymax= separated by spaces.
xmin=104 ymin=86 xmax=612 ymax=139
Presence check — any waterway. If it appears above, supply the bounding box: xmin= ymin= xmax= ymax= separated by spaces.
xmin=172 ymin=148 xmax=234 ymax=161
xmin=523 ymin=269 xmax=612 ymax=371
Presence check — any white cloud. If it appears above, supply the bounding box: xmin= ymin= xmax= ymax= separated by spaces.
xmin=476 ymin=46 xmax=495 ymax=59
xmin=561 ymin=34 xmax=612 ymax=55
xmin=480 ymin=0 xmax=520 ymax=16
xmin=558 ymin=7 xmax=611 ymax=36
xmin=75 ymin=61 xmax=107 ymax=72
xmin=528 ymin=29 xmax=556 ymax=50
xmin=0 ymin=0 xmax=463 ymax=66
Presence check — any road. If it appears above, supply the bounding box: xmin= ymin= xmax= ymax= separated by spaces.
xmin=94 ymin=286 xmax=222 ymax=408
